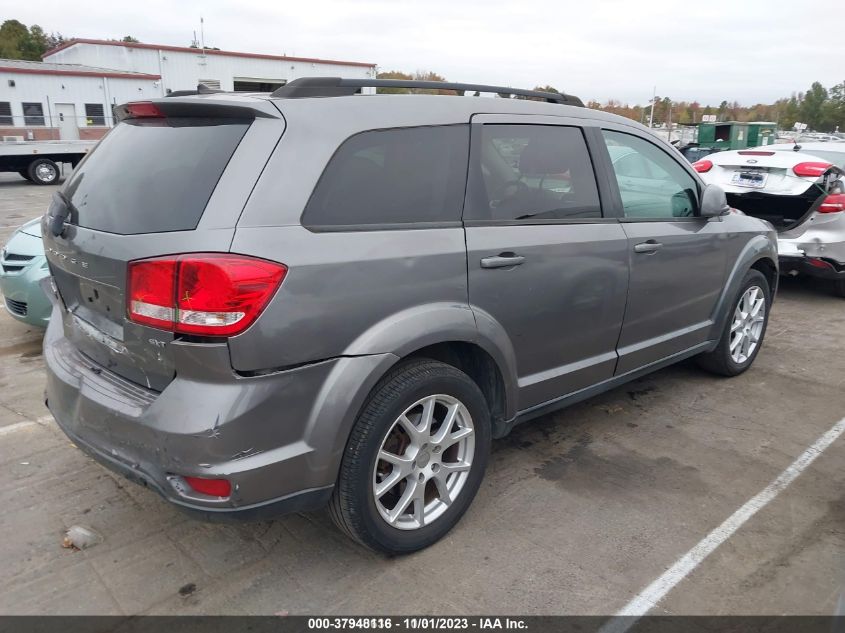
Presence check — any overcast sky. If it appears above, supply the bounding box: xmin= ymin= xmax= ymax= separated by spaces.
xmin=11 ymin=0 xmax=841 ymax=106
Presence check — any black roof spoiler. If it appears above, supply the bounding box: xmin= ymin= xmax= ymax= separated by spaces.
xmin=271 ymin=77 xmax=583 ymax=106
xmin=164 ymin=83 xmax=226 ymax=98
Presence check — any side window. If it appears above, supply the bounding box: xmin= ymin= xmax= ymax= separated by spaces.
xmin=22 ymin=102 xmax=45 ymax=126
xmin=0 ymin=102 xmax=12 ymax=126
xmin=602 ymin=130 xmax=698 ymax=219
xmin=465 ymin=124 xmax=601 ymax=222
xmin=303 ymin=125 xmax=469 ymax=228
xmin=85 ymin=103 xmax=106 ymax=126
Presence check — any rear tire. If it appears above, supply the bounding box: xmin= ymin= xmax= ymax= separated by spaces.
xmin=330 ymin=359 xmax=491 ymax=555
xmin=27 ymin=158 xmax=60 ymax=185
xmin=697 ymin=269 xmax=770 ymax=377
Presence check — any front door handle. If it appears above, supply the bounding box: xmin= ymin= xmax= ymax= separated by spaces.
xmin=634 ymin=240 xmax=663 ymax=254
xmin=480 ymin=253 xmax=525 ymax=269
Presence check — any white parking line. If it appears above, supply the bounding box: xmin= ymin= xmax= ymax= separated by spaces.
xmin=0 ymin=415 xmax=52 ymax=438
xmin=600 ymin=415 xmax=845 ymax=633
xmin=0 ymin=421 xmax=36 ymax=436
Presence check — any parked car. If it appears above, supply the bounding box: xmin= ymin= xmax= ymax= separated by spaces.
xmin=764 ymin=141 xmax=845 ymax=169
xmin=42 ymin=78 xmax=778 ymax=554
xmin=0 ymin=218 xmax=50 ymax=327
xmin=693 ymin=148 xmax=845 ymax=296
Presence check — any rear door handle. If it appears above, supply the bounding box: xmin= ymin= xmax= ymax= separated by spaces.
xmin=634 ymin=241 xmax=663 ymax=254
xmin=480 ymin=253 xmax=525 ymax=269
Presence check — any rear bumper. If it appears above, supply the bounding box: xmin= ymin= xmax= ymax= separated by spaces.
xmin=50 ymin=409 xmax=333 ymax=520
xmin=779 ymin=255 xmax=845 ymax=280
xmin=43 ymin=300 xmax=391 ymax=519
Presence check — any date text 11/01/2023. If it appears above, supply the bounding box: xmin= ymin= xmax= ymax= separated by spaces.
xmin=307 ymin=618 xmax=528 ymax=630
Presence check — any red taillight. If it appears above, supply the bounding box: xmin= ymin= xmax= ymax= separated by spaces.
xmin=692 ymin=159 xmax=713 ymax=173
xmin=792 ymin=161 xmax=832 ymax=177
xmin=738 ymin=150 xmax=775 ymax=156
xmin=184 ymin=476 xmax=231 ymax=497
xmin=807 ymin=257 xmax=835 ymax=270
xmin=125 ymin=102 xmax=164 ymax=118
xmin=127 ymin=254 xmax=287 ymax=337
xmin=127 ymin=259 xmax=176 ymax=330
xmin=819 ymin=193 xmax=845 ymax=214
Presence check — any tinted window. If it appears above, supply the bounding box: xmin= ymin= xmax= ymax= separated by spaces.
xmin=304 ymin=125 xmax=469 ymax=228
xmin=0 ymin=102 xmax=11 ymax=126
xmin=603 ymin=130 xmax=698 ymax=219
xmin=22 ymin=102 xmax=44 ymax=126
xmin=63 ymin=119 xmax=249 ymax=235
xmin=465 ymin=124 xmax=601 ymax=222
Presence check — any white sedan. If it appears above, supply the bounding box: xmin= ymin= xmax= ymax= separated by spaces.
xmin=693 ymin=148 xmax=845 ymax=296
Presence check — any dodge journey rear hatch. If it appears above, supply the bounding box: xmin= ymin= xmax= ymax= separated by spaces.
xmin=42 ymin=96 xmax=285 ymax=391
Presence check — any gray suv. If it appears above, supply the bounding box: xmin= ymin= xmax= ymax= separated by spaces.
xmin=42 ymin=78 xmax=778 ymax=554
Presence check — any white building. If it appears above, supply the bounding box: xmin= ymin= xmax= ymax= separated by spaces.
xmin=0 ymin=58 xmax=161 ymax=140
xmin=0 ymin=39 xmax=376 ymax=141
xmin=45 ymin=39 xmax=376 ymax=97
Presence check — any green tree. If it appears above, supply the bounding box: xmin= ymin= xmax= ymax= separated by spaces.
xmin=0 ymin=20 xmax=29 ymax=58
xmin=375 ymin=70 xmax=453 ymax=95
xmin=782 ymin=95 xmax=801 ymax=130
xmin=825 ymin=82 xmax=845 ymax=132
xmin=800 ymin=82 xmax=828 ymax=130
xmin=19 ymin=24 xmax=49 ymax=59
xmin=46 ymin=32 xmax=66 ymax=49
xmin=0 ymin=20 xmax=44 ymax=59
xmin=376 ymin=70 xmax=413 ymax=94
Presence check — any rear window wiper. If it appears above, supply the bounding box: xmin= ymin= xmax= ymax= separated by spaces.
xmin=47 ymin=192 xmax=77 ymax=237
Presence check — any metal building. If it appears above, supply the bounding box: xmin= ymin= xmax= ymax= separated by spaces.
xmin=0 ymin=39 xmax=376 ymax=141
xmin=44 ymin=39 xmax=376 ymax=96
xmin=0 ymin=59 xmax=161 ymax=140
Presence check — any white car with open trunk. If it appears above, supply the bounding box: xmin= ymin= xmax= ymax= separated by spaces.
xmin=693 ymin=148 xmax=845 ymax=296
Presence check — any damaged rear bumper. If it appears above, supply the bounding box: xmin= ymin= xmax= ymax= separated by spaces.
xmin=42 ymin=300 xmax=378 ymax=520
xmin=52 ymin=410 xmax=333 ymax=521
xmin=779 ymin=254 xmax=845 ymax=281
xmin=778 ymin=219 xmax=845 ymax=281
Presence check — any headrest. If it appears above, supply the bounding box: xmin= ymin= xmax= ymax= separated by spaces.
xmin=519 ymin=137 xmax=574 ymax=176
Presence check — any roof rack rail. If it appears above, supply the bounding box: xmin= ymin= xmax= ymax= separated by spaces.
xmin=165 ymin=83 xmax=226 ymax=98
xmin=271 ymin=77 xmax=583 ymax=106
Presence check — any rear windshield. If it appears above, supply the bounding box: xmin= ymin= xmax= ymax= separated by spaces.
xmin=63 ymin=118 xmax=249 ymax=235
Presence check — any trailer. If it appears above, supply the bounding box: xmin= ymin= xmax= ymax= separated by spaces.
xmin=0 ymin=139 xmax=98 ymax=185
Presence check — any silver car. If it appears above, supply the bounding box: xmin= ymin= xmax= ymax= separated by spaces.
xmin=694 ymin=145 xmax=845 ymax=297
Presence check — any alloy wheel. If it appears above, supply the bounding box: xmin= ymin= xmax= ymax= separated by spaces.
xmin=730 ymin=285 xmax=766 ymax=364
xmin=372 ymin=394 xmax=475 ymax=530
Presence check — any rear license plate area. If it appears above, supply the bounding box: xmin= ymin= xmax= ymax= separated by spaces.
xmin=731 ymin=171 xmax=768 ymax=188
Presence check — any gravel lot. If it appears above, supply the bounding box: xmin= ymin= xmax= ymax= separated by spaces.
xmin=0 ymin=172 xmax=843 ymax=616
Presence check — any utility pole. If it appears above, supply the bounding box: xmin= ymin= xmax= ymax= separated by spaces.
xmin=648 ymin=85 xmax=656 ymax=128
xmin=667 ymin=100 xmax=672 ymax=142
xmin=200 ymin=17 xmax=205 ymax=56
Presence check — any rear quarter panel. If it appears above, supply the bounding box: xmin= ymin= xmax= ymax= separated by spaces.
xmin=227 ymin=225 xmax=471 ymax=372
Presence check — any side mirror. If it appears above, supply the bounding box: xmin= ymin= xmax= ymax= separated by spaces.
xmin=700 ymin=184 xmax=730 ymax=218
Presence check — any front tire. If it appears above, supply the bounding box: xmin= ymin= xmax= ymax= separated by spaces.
xmin=329 ymin=359 xmax=491 ymax=555
xmin=697 ymin=269 xmax=770 ymax=377
xmin=27 ymin=158 xmax=60 ymax=185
